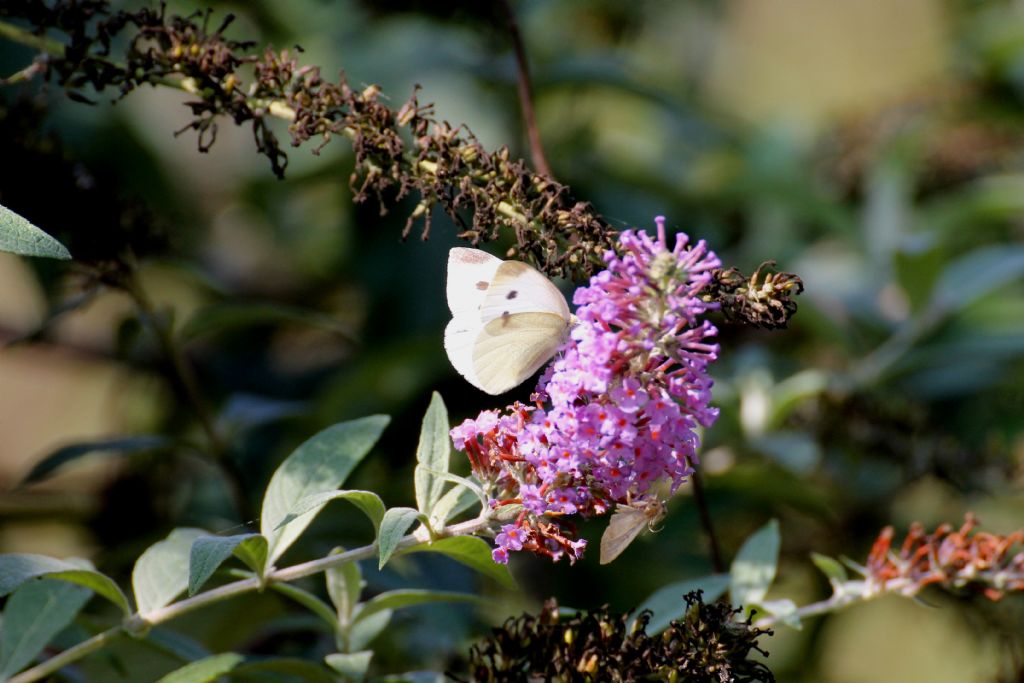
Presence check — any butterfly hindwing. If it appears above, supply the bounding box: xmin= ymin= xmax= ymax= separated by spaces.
xmin=444 ymin=315 xmax=485 ymax=390
xmin=468 ymin=312 xmax=570 ymax=394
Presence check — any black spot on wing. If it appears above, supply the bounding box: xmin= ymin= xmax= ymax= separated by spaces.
xmin=506 ymin=290 xmax=518 ymax=300
xmin=501 ymin=311 xmax=510 ymax=326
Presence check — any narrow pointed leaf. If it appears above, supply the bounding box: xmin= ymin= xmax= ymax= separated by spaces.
xmin=277 ymin=490 xmax=385 ymax=535
xmin=730 ymin=519 xmax=781 ymax=608
xmin=188 ymin=533 xmax=268 ymax=595
xmin=354 ymin=589 xmax=481 ymax=623
xmin=760 ymin=598 xmax=801 ymax=629
xmin=810 ymin=552 xmax=848 ymax=586
xmin=429 ymin=482 xmax=481 ymax=527
xmin=232 ymin=658 xmax=339 ymax=683
xmin=0 ymin=204 xmax=71 ymax=260
xmin=262 ymin=415 xmax=389 ymax=567
xmin=633 ymin=574 xmax=731 ymax=634
xmin=414 ymin=392 xmax=451 ymax=517
xmin=0 ymin=579 xmax=91 ymax=678
xmin=326 ymin=548 xmax=363 ymax=626
xmin=325 ymin=651 xmax=373 ymax=682
xmin=133 ymin=528 xmax=206 ymax=615
xmin=180 ymin=301 xmax=356 ymax=343
xmin=21 ymin=435 xmax=173 ymax=484
xmin=419 ymin=470 xmax=488 ymax=510
xmin=931 ymin=245 xmax=1024 ymax=315
xmin=269 ymin=583 xmax=340 ymax=632
xmin=349 ymin=609 xmax=392 ymax=651
xmin=375 ymin=673 xmax=445 ymax=683
xmin=378 ymin=508 xmax=423 ymax=569
xmin=154 ymin=653 xmax=245 ymax=683
xmin=143 ymin=628 xmax=211 ymax=663
xmin=0 ymin=554 xmax=130 ymax=616
xmin=405 ymin=536 xmax=515 ymax=588
xmin=218 ymin=393 xmax=306 ymax=436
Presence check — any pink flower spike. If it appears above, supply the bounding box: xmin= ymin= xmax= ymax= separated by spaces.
xmin=449 ymin=218 xmax=720 ymax=565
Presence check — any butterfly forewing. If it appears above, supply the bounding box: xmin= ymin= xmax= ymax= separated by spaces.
xmin=480 ymin=260 xmax=571 ymax=323
xmin=446 ymin=247 xmax=503 ymax=317
xmin=600 ymin=506 xmax=649 ymax=564
xmin=599 ymin=500 xmax=666 ymax=564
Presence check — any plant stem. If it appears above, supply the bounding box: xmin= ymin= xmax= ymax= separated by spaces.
xmin=690 ymin=468 xmax=725 ymax=573
xmin=118 ymin=268 xmax=253 ymax=520
xmin=0 ymin=20 xmax=65 ymax=54
xmin=7 ymin=625 xmax=123 ymax=683
xmin=498 ymin=0 xmax=553 ymax=178
xmin=752 ymin=578 xmax=913 ymax=628
xmin=8 ymin=516 xmax=492 ymax=683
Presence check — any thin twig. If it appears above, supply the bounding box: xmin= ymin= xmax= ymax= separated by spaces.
xmin=0 ymin=19 xmax=65 ymax=54
xmin=8 ymin=516 xmax=493 ymax=683
xmin=498 ymin=0 xmax=553 ymax=178
xmin=7 ymin=625 xmax=123 ymax=683
xmin=690 ymin=468 xmax=725 ymax=573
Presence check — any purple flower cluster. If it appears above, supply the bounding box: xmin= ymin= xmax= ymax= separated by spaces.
xmin=451 ymin=218 xmax=721 ymax=564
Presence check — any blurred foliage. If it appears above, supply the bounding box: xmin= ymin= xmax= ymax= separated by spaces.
xmin=2 ymin=0 xmax=1024 ymax=681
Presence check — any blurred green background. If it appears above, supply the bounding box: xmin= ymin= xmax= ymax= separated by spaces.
xmin=2 ymin=0 xmax=1024 ymax=681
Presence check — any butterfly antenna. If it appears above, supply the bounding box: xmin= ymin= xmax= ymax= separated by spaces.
xmin=211 ymin=518 xmax=260 ymax=536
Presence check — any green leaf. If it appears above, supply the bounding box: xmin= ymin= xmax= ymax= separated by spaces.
xmin=326 ymin=548 xmax=363 ymax=627
xmin=348 ymin=609 xmax=391 ymax=651
xmin=188 ymin=534 xmax=268 ymax=595
xmin=405 ymin=537 xmax=515 ymax=589
xmin=377 ymin=508 xmax=423 ymax=569
xmin=153 ymin=652 xmax=245 ymax=683
xmin=759 ymin=598 xmax=801 ymax=629
xmin=373 ymin=674 xmax=445 ymax=683
xmin=354 ymin=589 xmax=481 ymax=623
xmin=632 ymin=574 xmax=730 ymax=635
xmin=270 ymin=582 xmax=340 ymax=632
xmin=0 ymin=554 xmax=131 ymax=616
xmin=810 ymin=552 xmax=848 ymax=586
xmin=262 ymin=415 xmax=390 ymax=567
xmin=730 ymin=519 xmax=781 ymax=609
xmin=180 ymin=301 xmax=356 ymax=343
xmin=0 ymin=204 xmax=71 ymax=260
xmin=143 ymin=627 xmax=211 ymax=663
xmin=133 ymin=528 xmax=206 ymax=616
xmin=930 ymin=245 xmax=1024 ymax=316
xmin=21 ymin=435 xmax=173 ymax=484
xmin=419 ymin=471 xmax=488 ymax=512
xmin=325 ymin=651 xmax=373 ymax=682
xmin=277 ymin=490 xmax=386 ymax=536
xmin=0 ymin=579 xmax=91 ymax=678
xmin=232 ymin=657 xmax=339 ymax=683
xmin=429 ymin=483 xmax=481 ymax=527
xmin=413 ymin=392 xmax=451 ymax=518
xmin=218 ymin=393 xmax=306 ymax=437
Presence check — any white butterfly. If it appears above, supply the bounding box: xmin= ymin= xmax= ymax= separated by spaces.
xmin=444 ymin=247 xmax=572 ymax=395
xmin=599 ymin=497 xmax=667 ymax=564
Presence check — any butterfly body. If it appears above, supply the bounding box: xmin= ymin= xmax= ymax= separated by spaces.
xmin=444 ymin=248 xmax=571 ymax=395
